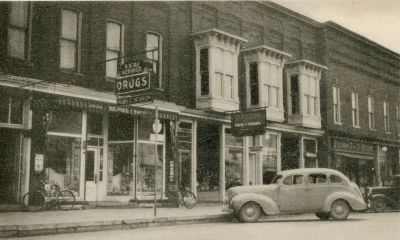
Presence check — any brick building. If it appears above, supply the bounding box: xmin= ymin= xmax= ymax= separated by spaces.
xmin=0 ymin=1 xmax=398 ymax=206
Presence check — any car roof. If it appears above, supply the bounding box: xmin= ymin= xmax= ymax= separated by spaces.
xmin=278 ymin=168 xmax=346 ymax=177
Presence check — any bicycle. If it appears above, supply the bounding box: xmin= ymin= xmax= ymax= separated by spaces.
xmin=160 ymin=186 xmax=197 ymax=209
xmin=20 ymin=179 xmax=75 ymax=210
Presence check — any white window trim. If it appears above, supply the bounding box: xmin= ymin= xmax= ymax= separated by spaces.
xmin=352 ymin=92 xmax=360 ymax=128
xmin=383 ymin=100 xmax=390 ymax=133
xmin=7 ymin=2 xmax=33 ymax=61
xmin=146 ymin=32 xmax=163 ymax=89
xmin=368 ymin=95 xmax=375 ymax=130
xmin=396 ymin=104 xmax=400 ymax=136
xmin=106 ymin=20 xmax=124 ymax=80
xmin=60 ymin=8 xmax=82 ymax=72
xmin=333 ymin=86 xmax=342 ymax=124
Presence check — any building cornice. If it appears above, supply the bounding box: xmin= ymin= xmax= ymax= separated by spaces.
xmin=286 ymin=59 xmax=328 ymax=71
xmin=191 ymin=28 xmax=248 ymax=44
xmin=241 ymin=45 xmax=292 ymax=59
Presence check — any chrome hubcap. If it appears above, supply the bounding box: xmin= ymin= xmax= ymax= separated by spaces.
xmin=245 ymin=207 xmax=255 ymax=216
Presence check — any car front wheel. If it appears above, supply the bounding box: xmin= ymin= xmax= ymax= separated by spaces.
xmin=371 ymin=197 xmax=387 ymax=213
xmin=330 ymin=200 xmax=350 ymax=220
xmin=239 ymin=201 xmax=261 ymax=223
xmin=315 ymin=212 xmax=330 ymax=220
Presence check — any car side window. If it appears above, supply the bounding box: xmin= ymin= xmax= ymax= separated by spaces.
xmin=283 ymin=175 xmax=304 ymax=185
xmin=308 ymin=174 xmax=327 ymax=184
xmin=329 ymin=175 xmax=342 ymax=184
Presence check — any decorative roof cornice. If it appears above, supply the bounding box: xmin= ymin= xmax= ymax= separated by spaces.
xmin=286 ymin=59 xmax=328 ymax=72
xmin=241 ymin=45 xmax=292 ymax=59
xmin=191 ymin=28 xmax=248 ymax=45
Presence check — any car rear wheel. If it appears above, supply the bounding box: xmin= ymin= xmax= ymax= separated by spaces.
xmin=239 ymin=201 xmax=261 ymax=223
xmin=315 ymin=212 xmax=330 ymax=220
xmin=330 ymin=200 xmax=350 ymax=220
xmin=371 ymin=197 xmax=387 ymax=213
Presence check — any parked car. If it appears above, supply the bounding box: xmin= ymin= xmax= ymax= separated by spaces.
xmin=224 ymin=168 xmax=367 ymax=223
xmin=366 ymin=175 xmax=400 ymax=212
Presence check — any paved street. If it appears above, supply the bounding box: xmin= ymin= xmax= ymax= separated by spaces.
xmin=7 ymin=212 xmax=399 ymax=240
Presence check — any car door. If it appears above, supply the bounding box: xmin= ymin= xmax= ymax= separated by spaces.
xmin=306 ymin=173 xmax=330 ymax=211
xmin=278 ymin=174 xmax=308 ymax=212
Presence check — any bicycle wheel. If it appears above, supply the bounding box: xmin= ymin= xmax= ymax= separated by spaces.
xmin=21 ymin=191 xmax=45 ymax=209
xmin=181 ymin=190 xmax=196 ymax=209
xmin=57 ymin=190 xmax=75 ymax=210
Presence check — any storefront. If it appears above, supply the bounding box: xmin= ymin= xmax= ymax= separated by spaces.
xmin=330 ymin=137 xmax=376 ymax=187
xmin=0 ymin=93 xmax=27 ymax=204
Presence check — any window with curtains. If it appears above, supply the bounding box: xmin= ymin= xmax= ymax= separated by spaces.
xmin=249 ymin=63 xmax=259 ymax=105
xmin=352 ymin=92 xmax=360 ymax=127
xmin=333 ymin=86 xmax=341 ymax=124
xmin=8 ymin=1 xmax=30 ymax=60
xmin=146 ymin=33 xmax=162 ymax=88
xmin=290 ymin=75 xmax=300 ymax=114
xmin=60 ymin=9 xmax=80 ymax=71
xmin=368 ymin=95 xmax=375 ymax=130
xmin=304 ymin=77 xmax=318 ymax=116
xmin=264 ymin=65 xmax=280 ymax=109
xmin=383 ymin=100 xmax=390 ymax=133
xmin=106 ymin=21 xmax=122 ymax=78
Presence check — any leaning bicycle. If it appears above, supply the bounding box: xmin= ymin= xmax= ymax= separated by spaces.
xmin=160 ymin=187 xmax=197 ymax=209
xmin=20 ymin=179 xmax=75 ymax=210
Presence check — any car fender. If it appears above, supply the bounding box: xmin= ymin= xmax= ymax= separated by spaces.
xmin=231 ymin=193 xmax=280 ymax=215
xmin=322 ymin=191 xmax=367 ymax=212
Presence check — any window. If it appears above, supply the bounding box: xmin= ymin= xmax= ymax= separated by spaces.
xmin=333 ymin=86 xmax=341 ymax=123
xmin=290 ymin=75 xmax=300 ymax=114
xmin=383 ymin=100 xmax=390 ymax=133
xmin=214 ymin=48 xmax=235 ymax=99
xmin=368 ymin=95 xmax=375 ymax=129
xmin=60 ymin=9 xmax=80 ymax=71
xmin=351 ymin=92 xmax=360 ymax=127
xmin=200 ymin=48 xmax=209 ymax=95
xmin=304 ymin=77 xmax=318 ymax=116
xmin=8 ymin=2 xmax=30 ymax=60
xmin=329 ymin=175 xmax=342 ymax=184
xmin=249 ymin=63 xmax=258 ymax=105
xmin=146 ymin=33 xmax=162 ymax=88
xmin=308 ymin=174 xmax=327 ymax=184
xmin=397 ymin=104 xmax=400 ymax=136
xmin=283 ymin=175 xmax=304 ymax=185
xmin=225 ymin=128 xmax=244 ymax=189
xmin=262 ymin=133 xmax=278 ymax=184
xmin=0 ymin=96 xmax=24 ymax=125
xmin=106 ymin=21 xmax=122 ymax=78
xmin=264 ymin=65 xmax=279 ymax=109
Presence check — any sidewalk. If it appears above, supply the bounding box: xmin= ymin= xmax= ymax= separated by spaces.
xmin=0 ymin=205 xmax=230 ymax=238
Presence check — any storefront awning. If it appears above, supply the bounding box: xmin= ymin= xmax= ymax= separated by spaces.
xmin=335 ymin=152 xmax=374 ymax=160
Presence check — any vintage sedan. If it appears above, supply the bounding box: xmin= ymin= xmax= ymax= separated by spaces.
xmin=224 ymin=168 xmax=367 ymax=223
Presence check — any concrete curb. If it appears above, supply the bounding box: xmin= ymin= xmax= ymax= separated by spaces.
xmin=0 ymin=214 xmax=230 ymax=238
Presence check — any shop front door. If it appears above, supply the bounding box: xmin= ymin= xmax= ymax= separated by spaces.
xmin=85 ymin=148 xmax=99 ymax=201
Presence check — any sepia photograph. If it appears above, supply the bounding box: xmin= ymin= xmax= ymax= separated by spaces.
xmin=0 ymin=0 xmax=399 ymax=239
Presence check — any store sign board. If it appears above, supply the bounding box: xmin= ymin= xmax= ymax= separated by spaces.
xmin=231 ymin=109 xmax=266 ymax=137
xmin=117 ymin=93 xmax=153 ymax=105
xmin=333 ymin=140 xmax=374 ymax=154
xmin=115 ymin=60 xmax=153 ymax=106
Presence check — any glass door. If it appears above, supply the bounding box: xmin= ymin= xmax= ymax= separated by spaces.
xmin=85 ymin=148 xmax=99 ymax=201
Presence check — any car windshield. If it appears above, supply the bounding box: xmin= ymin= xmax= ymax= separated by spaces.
xmin=271 ymin=174 xmax=282 ymax=184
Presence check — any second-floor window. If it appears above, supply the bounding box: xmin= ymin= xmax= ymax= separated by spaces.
xmin=60 ymin=9 xmax=80 ymax=71
xmin=383 ymin=100 xmax=390 ymax=133
xmin=8 ymin=2 xmax=30 ymax=60
xmin=214 ymin=48 xmax=235 ymax=99
xmin=264 ymin=67 xmax=279 ymax=109
xmin=290 ymin=75 xmax=300 ymax=114
xmin=106 ymin=21 xmax=123 ymax=78
xmin=368 ymin=95 xmax=375 ymax=130
xmin=351 ymin=92 xmax=360 ymax=127
xmin=332 ymin=86 xmax=341 ymax=123
xmin=200 ymin=48 xmax=209 ymax=96
xmin=249 ymin=63 xmax=259 ymax=105
xmin=146 ymin=33 xmax=162 ymax=88
xmin=304 ymin=77 xmax=318 ymax=116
